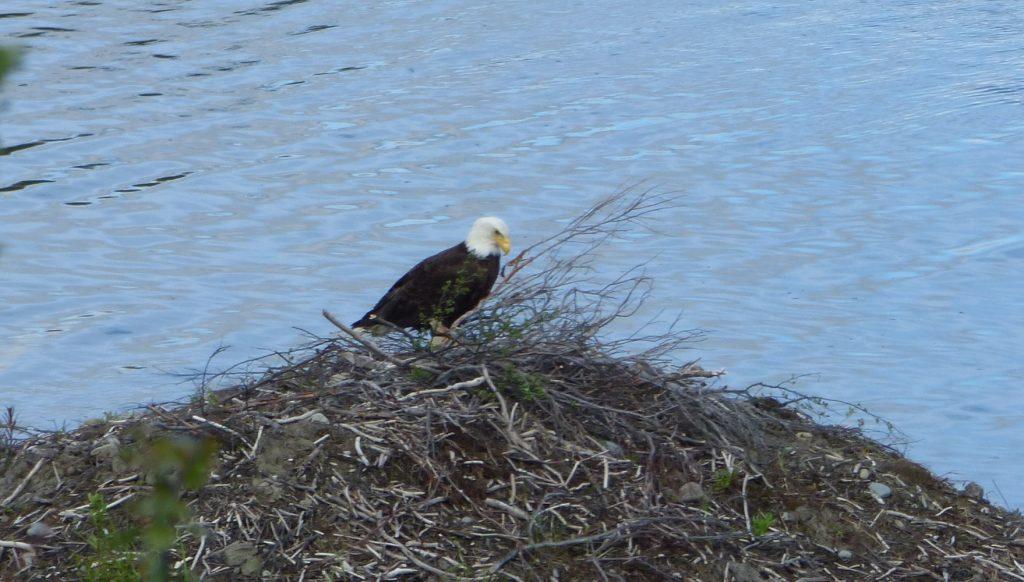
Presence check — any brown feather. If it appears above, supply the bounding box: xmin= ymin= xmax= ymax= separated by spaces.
xmin=352 ymin=242 xmax=499 ymax=331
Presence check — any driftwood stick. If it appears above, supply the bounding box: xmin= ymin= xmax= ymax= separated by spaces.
xmin=973 ymin=556 xmax=1024 ymax=582
xmin=741 ymin=472 xmax=752 ymax=535
xmin=491 ymin=520 xmax=745 ymax=573
xmin=1 ymin=458 xmax=46 ymax=507
xmin=191 ymin=415 xmax=252 ymax=448
xmin=380 ymin=533 xmax=465 ymax=579
xmin=484 ymin=498 xmax=530 ymax=521
xmin=276 ymin=409 xmax=322 ymax=424
xmin=322 ymin=310 xmax=440 ymax=373
xmin=481 ymin=364 xmax=531 ymax=452
xmin=323 ymin=310 xmax=405 ymax=365
xmin=398 ymin=376 xmax=485 ymax=401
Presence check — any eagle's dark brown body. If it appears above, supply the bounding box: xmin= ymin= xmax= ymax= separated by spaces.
xmin=352 ymin=242 xmax=500 ymax=331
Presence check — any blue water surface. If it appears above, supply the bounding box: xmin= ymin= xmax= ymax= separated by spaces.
xmin=2 ymin=0 xmax=1022 ymax=506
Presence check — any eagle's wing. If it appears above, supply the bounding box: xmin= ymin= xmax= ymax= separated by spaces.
xmin=352 ymin=244 xmax=464 ymax=329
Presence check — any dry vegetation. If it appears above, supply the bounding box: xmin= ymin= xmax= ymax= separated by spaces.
xmin=2 ymin=192 xmax=1022 ymax=580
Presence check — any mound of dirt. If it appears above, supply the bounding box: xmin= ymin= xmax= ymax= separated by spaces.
xmin=2 ymin=341 xmax=1021 ymax=580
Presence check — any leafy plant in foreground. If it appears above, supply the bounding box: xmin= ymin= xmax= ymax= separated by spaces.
xmin=75 ymin=436 xmax=218 ymax=581
xmin=132 ymin=436 xmax=218 ymax=581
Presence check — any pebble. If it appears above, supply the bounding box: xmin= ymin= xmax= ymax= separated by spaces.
xmin=223 ymin=545 xmax=264 ymax=577
xmin=89 ymin=440 xmax=121 ymax=461
xmin=340 ymin=352 xmax=378 ymax=369
xmin=795 ymin=431 xmax=813 ymax=440
xmin=223 ymin=541 xmax=258 ymax=567
xmin=837 ymin=549 xmax=853 ymax=561
xmin=26 ymin=445 xmax=58 ymax=459
xmin=677 ymin=482 xmax=705 ymax=503
xmin=325 ymin=373 xmax=349 ymax=388
xmin=868 ymin=482 xmax=892 ymax=499
xmin=963 ymin=482 xmax=984 ymax=499
xmin=726 ymin=561 xmax=762 ymax=582
xmin=782 ymin=505 xmax=815 ymax=524
xmin=305 ymin=412 xmax=330 ymax=425
xmin=858 ymin=468 xmax=871 ymax=480
xmin=601 ymin=440 xmax=625 ymax=458
xmin=252 ymin=479 xmax=285 ymax=502
xmin=26 ymin=521 xmax=55 ymax=539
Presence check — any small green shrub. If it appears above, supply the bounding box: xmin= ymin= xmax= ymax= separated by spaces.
xmin=500 ymin=367 xmax=547 ymax=401
xmin=76 ymin=493 xmax=140 ymax=582
xmin=420 ymin=265 xmax=473 ymax=330
xmin=2 ymin=407 xmax=18 ymax=466
xmin=752 ymin=511 xmax=776 ymax=537
xmin=712 ymin=469 xmax=736 ymax=493
xmin=408 ymin=367 xmax=435 ymax=384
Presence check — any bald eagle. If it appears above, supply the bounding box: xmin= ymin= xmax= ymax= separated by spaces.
xmin=352 ymin=216 xmax=511 ymax=335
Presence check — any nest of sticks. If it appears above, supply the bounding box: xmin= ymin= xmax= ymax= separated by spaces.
xmin=2 ymin=191 xmax=1022 ymax=580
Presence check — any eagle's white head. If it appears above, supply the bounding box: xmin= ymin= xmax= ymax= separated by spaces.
xmin=465 ymin=216 xmax=512 ymax=259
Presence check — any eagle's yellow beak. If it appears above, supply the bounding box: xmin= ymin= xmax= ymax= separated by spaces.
xmin=495 ymin=233 xmax=512 ymax=255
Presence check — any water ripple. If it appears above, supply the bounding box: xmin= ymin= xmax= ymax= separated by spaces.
xmin=1 ymin=0 xmax=1023 ymax=508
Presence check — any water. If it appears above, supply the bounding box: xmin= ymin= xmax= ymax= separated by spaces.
xmin=2 ymin=1 xmax=1022 ymax=506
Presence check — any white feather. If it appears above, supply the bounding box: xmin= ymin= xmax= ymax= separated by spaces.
xmin=465 ymin=216 xmax=510 ymax=258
